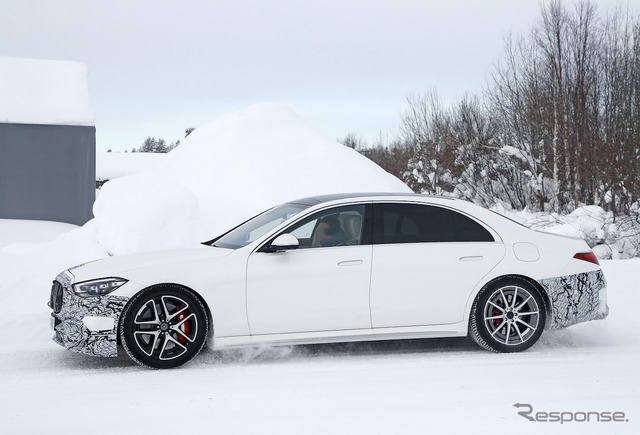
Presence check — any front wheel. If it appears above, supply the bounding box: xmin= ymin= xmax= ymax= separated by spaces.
xmin=120 ymin=286 xmax=209 ymax=368
xmin=470 ymin=279 xmax=546 ymax=353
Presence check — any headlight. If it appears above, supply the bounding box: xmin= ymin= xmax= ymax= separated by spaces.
xmin=73 ymin=278 xmax=128 ymax=297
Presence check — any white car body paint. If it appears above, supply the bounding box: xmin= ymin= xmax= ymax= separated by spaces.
xmin=247 ymin=244 xmax=373 ymax=334
xmin=51 ymin=194 xmax=608 ymax=358
xmin=370 ymin=241 xmax=506 ymax=327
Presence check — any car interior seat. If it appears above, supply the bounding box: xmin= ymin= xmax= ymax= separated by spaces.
xmin=338 ymin=213 xmax=362 ymax=245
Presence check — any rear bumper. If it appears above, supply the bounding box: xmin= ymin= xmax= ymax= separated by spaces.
xmin=50 ymin=271 xmax=129 ymax=357
xmin=539 ymin=269 xmax=608 ymax=330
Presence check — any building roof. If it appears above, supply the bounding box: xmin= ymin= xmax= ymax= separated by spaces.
xmin=0 ymin=56 xmax=95 ymax=126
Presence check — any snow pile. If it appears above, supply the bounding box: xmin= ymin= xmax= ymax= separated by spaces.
xmin=0 ymin=221 xmax=108 ymax=319
xmin=94 ymin=172 xmax=200 ymax=254
xmin=493 ymin=203 xmax=638 ymax=259
xmin=96 ymin=152 xmax=166 ymax=180
xmin=0 ymin=56 xmax=94 ymax=126
xmin=93 ymin=103 xmax=410 ymax=255
xmin=0 ymin=219 xmax=78 ymax=246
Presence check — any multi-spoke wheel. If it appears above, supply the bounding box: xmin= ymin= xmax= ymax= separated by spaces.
xmin=470 ymin=279 xmax=546 ymax=352
xmin=120 ymin=286 xmax=209 ymax=368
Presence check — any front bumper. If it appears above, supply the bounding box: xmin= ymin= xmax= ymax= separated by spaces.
xmin=539 ymin=269 xmax=609 ymax=330
xmin=49 ymin=271 xmax=129 ymax=357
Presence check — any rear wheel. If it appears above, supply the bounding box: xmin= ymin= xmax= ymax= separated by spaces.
xmin=120 ymin=286 xmax=208 ymax=368
xmin=470 ymin=279 xmax=546 ymax=352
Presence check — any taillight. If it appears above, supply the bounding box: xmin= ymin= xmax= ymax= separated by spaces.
xmin=573 ymin=252 xmax=599 ymax=265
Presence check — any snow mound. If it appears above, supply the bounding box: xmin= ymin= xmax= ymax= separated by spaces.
xmin=93 ymin=103 xmax=410 ymax=255
xmin=543 ymin=205 xmax=607 ymax=246
xmin=0 ymin=220 xmax=108 ymax=307
xmin=93 ymin=172 xmax=200 ymax=255
xmin=493 ymin=203 xmax=639 ymax=259
xmin=0 ymin=56 xmax=94 ymax=126
xmin=0 ymin=219 xmax=78 ymax=247
xmin=97 ymin=152 xmax=166 ymax=180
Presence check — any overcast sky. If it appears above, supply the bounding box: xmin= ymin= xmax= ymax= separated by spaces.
xmin=0 ymin=0 xmax=633 ymax=151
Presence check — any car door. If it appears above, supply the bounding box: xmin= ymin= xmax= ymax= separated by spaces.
xmin=370 ymin=202 xmax=505 ymax=328
xmin=246 ymin=204 xmax=372 ymax=335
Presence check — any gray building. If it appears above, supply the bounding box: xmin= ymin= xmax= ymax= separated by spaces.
xmin=0 ymin=56 xmax=96 ymax=226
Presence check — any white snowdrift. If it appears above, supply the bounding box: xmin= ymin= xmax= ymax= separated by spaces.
xmin=96 ymin=152 xmax=165 ymax=180
xmin=93 ymin=172 xmax=200 ymax=254
xmin=0 ymin=219 xmax=77 ymax=246
xmin=93 ymin=103 xmax=411 ymax=255
xmin=0 ymin=220 xmax=108 ymax=312
xmin=493 ymin=203 xmax=637 ymax=259
xmin=0 ymin=56 xmax=94 ymax=126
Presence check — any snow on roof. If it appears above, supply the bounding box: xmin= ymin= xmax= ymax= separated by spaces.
xmin=0 ymin=56 xmax=95 ymax=126
xmin=93 ymin=103 xmax=412 ymax=255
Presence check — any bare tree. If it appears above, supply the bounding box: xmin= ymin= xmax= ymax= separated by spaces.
xmin=352 ymin=1 xmax=639 ymax=217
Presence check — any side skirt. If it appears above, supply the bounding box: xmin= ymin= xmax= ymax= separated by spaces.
xmin=211 ymin=324 xmax=467 ymax=350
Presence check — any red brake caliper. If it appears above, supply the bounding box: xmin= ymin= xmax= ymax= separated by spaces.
xmin=177 ymin=307 xmax=189 ymax=344
xmin=492 ymin=308 xmax=500 ymax=327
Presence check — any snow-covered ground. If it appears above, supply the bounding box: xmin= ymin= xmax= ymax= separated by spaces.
xmin=0 ymin=218 xmax=638 ymax=434
xmin=96 ymin=152 xmax=166 ymax=180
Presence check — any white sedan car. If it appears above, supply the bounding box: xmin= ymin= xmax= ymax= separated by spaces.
xmin=49 ymin=193 xmax=608 ymax=368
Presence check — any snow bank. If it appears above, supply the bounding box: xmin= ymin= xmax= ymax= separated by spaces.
xmin=96 ymin=152 xmax=166 ymax=180
xmin=537 ymin=206 xmax=608 ymax=245
xmin=94 ymin=103 xmax=411 ymax=255
xmin=0 ymin=220 xmax=108 ymax=313
xmin=0 ymin=219 xmax=78 ymax=247
xmin=493 ymin=203 xmax=638 ymax=259
xmin=93 ymin=172 xmax=199 ymax=254
xmin=0 ymin=56 xmax=94 ymax=126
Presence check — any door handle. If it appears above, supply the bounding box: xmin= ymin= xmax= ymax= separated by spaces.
xmin=337 ymin=260 xmax=363 ymax=266
xmin=459 ymin=256 xmax=483 ymax=262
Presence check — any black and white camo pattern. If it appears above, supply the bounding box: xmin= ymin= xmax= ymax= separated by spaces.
xmin=539 ymin=270 xmax=607 ymax=330
xmin=51 ymin=271 xmax=129 ymax=357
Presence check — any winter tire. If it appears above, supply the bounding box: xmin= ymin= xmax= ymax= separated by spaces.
xmin=120 ymin=286 xmax=209 ymax=368
xmin=470 ymin=278 xmax=546 ymax=353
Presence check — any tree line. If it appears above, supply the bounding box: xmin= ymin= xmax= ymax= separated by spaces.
xmin=119 ymin=128 xmax=196 ymax=153
xmin=343 ymin=0 xmax=639 ymax=217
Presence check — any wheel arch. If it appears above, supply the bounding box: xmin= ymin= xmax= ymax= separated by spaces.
xmin=469 ymin=274 xmax=552 ymax=331
xmin=117 ymin=282 xmax=214 ymax=344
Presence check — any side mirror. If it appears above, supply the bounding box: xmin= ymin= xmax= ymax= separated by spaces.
xmin=261 ymin=234 xmax=299 ymax=252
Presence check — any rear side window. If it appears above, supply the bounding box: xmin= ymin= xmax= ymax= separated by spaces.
xmin=373 ymin=203 xmax=494 ymax=244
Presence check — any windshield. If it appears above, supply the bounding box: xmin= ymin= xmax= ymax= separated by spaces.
xmin=208 ymin=203 xmax=309 ymax=249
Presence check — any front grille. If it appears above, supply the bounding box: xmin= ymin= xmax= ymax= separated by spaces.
xmin=50 ymin=280 xmax=64 ymax=313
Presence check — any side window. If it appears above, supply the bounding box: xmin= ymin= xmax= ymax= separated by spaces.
xmin=285 ymin=204 xmax=367 ymax=249
xmin=457 ymin=211 xmax=495 ymax=242
xmin=373 ymin=203 xmax=493 ymax=244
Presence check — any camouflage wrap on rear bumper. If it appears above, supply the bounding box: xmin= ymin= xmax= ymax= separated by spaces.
xmin=539 ymin=269 xmax=608 ymax=330
xmin=51 ymin=272 xmax=129 ymax=357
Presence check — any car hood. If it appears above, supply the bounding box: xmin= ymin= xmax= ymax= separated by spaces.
xmin=68 ymin=244 xmax=234 ymax=283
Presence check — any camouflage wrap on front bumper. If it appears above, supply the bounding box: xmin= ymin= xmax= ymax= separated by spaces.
xmin=51 ymin=272 xmax=129 ymax=357
xmin=539 ymin=269 xmax=608 ymax=330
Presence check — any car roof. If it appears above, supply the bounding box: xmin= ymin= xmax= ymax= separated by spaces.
xmin=289 ymin=192 xmax=453 ymax=206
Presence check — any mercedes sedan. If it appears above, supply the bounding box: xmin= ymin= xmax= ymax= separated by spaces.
xmin=49 ymin=193 xmax=608 ymax=368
